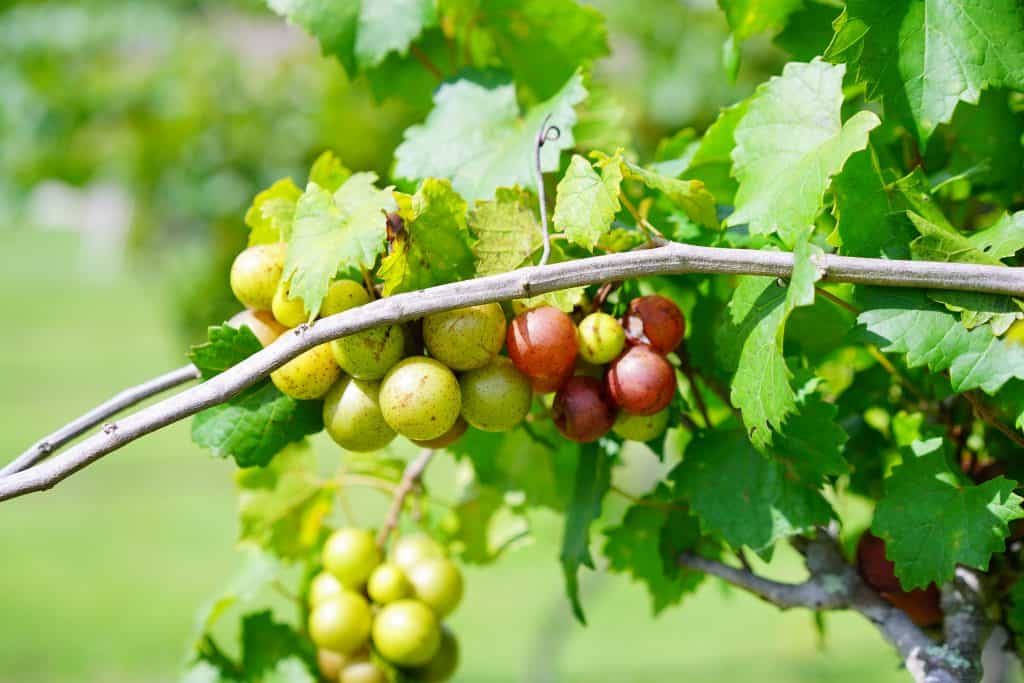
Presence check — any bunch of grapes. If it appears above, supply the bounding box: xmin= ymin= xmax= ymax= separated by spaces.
xmin=309 ymin=529 xmax=462 ymax=682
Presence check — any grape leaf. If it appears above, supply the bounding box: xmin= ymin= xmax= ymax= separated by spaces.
xmin=928 ymin=291 xmax=1023 ymax=336
xmin=718 ymin=0 xmax=802 ymax=42
xmin=670 ymin=430 xmax=834 ymax=554
xmin=267 ymin=0 xmax=436 ymax=74
xmin=468 ymin=186 xmax=543 ymax=276
xmin=552 ymin=153 xmax=622 ymax=250
xmin=621 ymin=160 xmax=718 ymax=229
xmin=674 ymin=100 xmax=749 ymax=204
xmin=393 ymin=74 xmax=586 ymax=201
xmin=192 ymin=384 xmax=324 ymax=468
xmin=245 ymin=179 xmax=301 ymax=247
xmin=774 ymin=0 xmax=842 ymax=61
xmin=831 ymin=148 xmax=915 ymax=258
xmin=720 ymin=235 xmax=821 ymax=447
xmin=560 ymin=441 xmax=611 ymax=624
xmin=770 ymin=378 xmax=850 ymax=483
xmin=838 ymin=0 xmax=1024 ymax=143
xmin=969 ymin=211 xmax=1024 ymax=261
xmin=939 ymin=89 xmax=1024 ymax=197
xmin=189 ymin=325 xmax=263 ymax=381
xmin=235 ymin=442 xmax=333 ymax=560
xmin=603 ymin=489 xmax=705 ymax=614
xmin=726 ymin=59 xmax=880 ymax=247
xmin=284 ymin=174 xmax=396 ymax=316
xmin=378 ymin=178 xmax=475 ymax=295
xmin=873 ymin=438 xmax=1024 ymax=589
xmin=307 ymin=150 xmax=350 ymax=193
xmin=190 ymin=550 xmax=283 ymax=650
xmin=908 ymin=212 xmax=1003 ymax=266
xmin=857 ymin=287 xmax=1024 ymax=394
xmin=448 ymin=474 xmax=530 ymax=564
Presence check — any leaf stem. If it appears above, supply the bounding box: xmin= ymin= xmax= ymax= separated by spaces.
xmin=409 ymin=44 xmax=444 ymax=82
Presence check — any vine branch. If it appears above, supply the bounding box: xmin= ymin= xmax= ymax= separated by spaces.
xmin=4 ymin=241 xmax=1024 ymax=502
xmin=376 ymin=448 xmax=437 ymax=549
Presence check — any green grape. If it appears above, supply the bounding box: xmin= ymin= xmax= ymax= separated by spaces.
xmin=270 ymin=344 xmax=340 ymax=400
xmin=367 ymin=563 xmax=412 ymax=604
xmin=323 ymin=528 xmax=381 ymax=589
xmin=229 ymin=243 xmax=286 ymax=311
xmin=422 ymin=303 xmax=507 ymax=371
xmin=339 ymin=651 xmax=388 ymax=683
xmin=271 ymin=281 xmax=308 ymax=327
xmin=459 ymin=357 xmax=532 ymax=431
xmin=371 ymin=599 xmax=441 ymax=667
xmin=309 ymin=571 xmax=344 ymax=606
xmin=322 ymin=279 xmax=372 ymax=316
xmin=390 ymin=534 xmax=445 ymax=572
xmin=331 ymin=325 xmax=407 ymax=380
xmin=577 ymin=312 xmax=626 ymax=364
xmin=379 ymin=357 xmax=461 ymax=441
xmin=612 ymin=408 xmax=670 ymax=442
xmin=410 ymin=417 xmax=467 ymax=449
xmin=415 ymin=627 xmax=459 ymax=683
xmin=323 ymin=377 xmax=396 ymax=452
xmin=407 ymin=558 xmax=463 ymax=618
xmin=309 ymin=592 xmax=372 ymax=655
xmin=317 ymin=649 xmax=345 ymax=681
xmin=227 ymin=309 xmax=287 ymax=347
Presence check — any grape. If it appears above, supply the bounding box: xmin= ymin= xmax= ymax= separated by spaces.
xmin=415 ymin=627 xmax=459 ymax=682
xmin=230 ymin=243 xmax=286 ymax=311
xmin=270 ymin=343 xmax=340 ymax=400
xmin=227 ymin=309 xmax=286 ymax=347
xmin=390 ymin=534 xmax=445 ymax=572
xmin=379 ymin=357 xmax=461 ymax=441
xmin=271 ymin=281 xmax=308 ymax=327
xmin=622 ymin=295 xmax=685 ymax=354
xmin=459 ymin=357 xmax=532 ymax=431
xmin=371 ymin=599 xmax=441 ymax=667
xmin=331 ymin=325 xmax=407 ymax=381
xmin=411 ymin=417 xmax=467 ymax=449
xmin=322 ymin=279 xmax=372 ymax=316
xmin=407 ymin=558 xmax=463 ymax=618
xmin=309 ymin=571 xmax=344 ymax=606
xmin=605 ymin=346 xmax=676 ymax=416
xmin=856 ymin=531 xmax=901 ymax=594
xmin=613 ymin=408 xmax=670 ymax=442
xmin=323 ymin=528 xmax=381 ymax=589
xmin=368 ymin=563 xmax=412 ymax=605
xmin=323 ymin=377 xmax=396 ymax=452
xmin=551 ymin=376 xmax=617 ymax=442
xmin=309 ymin=592 xmax=372 ymax=654
xmin=339 ymin=652 xmax=388 ymax=683
xmin=423 ymin=303 xmax=507 ymax=370
xmin=506 ymin=306 xmax=579 ymax=392
xmin=577 ymin=312 xmax=626 ymax=364
xmin=317 ymin=649 xmax=345 ymax=681
xmin=883 ymin=585 xmax=942 ymax=628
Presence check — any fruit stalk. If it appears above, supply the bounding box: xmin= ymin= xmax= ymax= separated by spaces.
xmin=376 ymin=448 xmax=438 ymax=549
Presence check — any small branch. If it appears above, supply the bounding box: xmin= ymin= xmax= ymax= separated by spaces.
xmin=963 ymin=391 xmax=1024 ymax=449
xmin=376 ymin=449 xmax=437 ymax=549
xmin=620 ymin=193 xmax=666 ymax=244
xmin=0 ymin=364 xmax=200 ymax=477
xmin=409 ymin=44 xmax=444 ymax=82
xmin=534 ymin=115 xmax=560 ymax=267
xmin=5 ymin=242 xmax=1024 ymax=502
xmin=676 ymin=344 xmax=712 ymax=428
xmin=814 ymin=285 xmax=859 ymax=316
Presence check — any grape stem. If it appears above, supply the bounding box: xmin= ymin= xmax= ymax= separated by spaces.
xmin=5 ymin=241 xmax=1024 ymax=502
xmin=375 ymin=448 xmax=437 ymax=550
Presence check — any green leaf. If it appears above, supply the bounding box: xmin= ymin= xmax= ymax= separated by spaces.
xmin=394 ymin=74 xmax=587 ymax=202
xmin=513 ymin=241 xmax=586 ymax=312
xmin=671 ymin=430 xmax=834 ymax=554
xmin=268 ymin=0 xmax=436 ymax=74
xmin=675 ymin=100 xmax=750 ymax=204
xmin=307 ymin=150 xmax=351 ymax=193
xmin=770 ymin=378 xmax=850 ymax=484
xmin=189 ymin=550 xmax=283 ymax=651
xmin=603 ymin=490 xmax=705 ymax=614
xmin=840 ymin=0 xmax=1024 ymax=142
xmin=560 ymin=442 xmax=611 ymax=624
xmin=235 ymin=442 xmax=333 ymax=560
xmin=245 ymin=179 xmax=302 ymax=246
xmin=284 ymin=174 xmax=396 ymax=316
xmin=927 ymin=291 xmax=1023 ymax=336
xmin=831 ymin=148 xmax=915 ymax=258
xmin=448 ymin=473 xmax=530 ymax=564
xmin=873 ymin=438 xmax=1024 ymax=589
xmin=552 ymin=154 xmax=622 ymax=250
xmin=621 ymin=160 xmax=718 ymax=229
xmin=378 ymin=178 xmax=475 ymax=295
xmin=468 ymin=186 xmax=543 ymax=276
xmin=189 ymin=325 xmax=263 ymax=381
xmin=969 ymin=211 xmax=1024 ymax=261
xmin=721 ymin=235 xmax=821 ymax=447
xmin=908 ymin=212 xmax=1003 ymax=266
xmin=718 ymin=0 xmax=803 ymax=42
xmin=726 ymin=59 xmax=880 ymax=246
xmin=774 ymin=1 xmax=843 ymax=61
xmin=857 ymin=287 xmax=1024 ymax=394
xmin=240 ymin=612 xmax=316 ymax=680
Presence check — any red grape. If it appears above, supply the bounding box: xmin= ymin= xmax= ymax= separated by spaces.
xmin=605 ymin=346 xmax=676 ymax=415
xmin=622 ymin=295 xmax=685 ymax=354
xmin=883 ymin=585 xmax=942 ymax=628
xmin=551 ymin=376 xmax=617 ymax=442
xmin=506 ymin=306 xmax=579 ymax=392
xmin=856 ymin=531 xmax=901 ymax=594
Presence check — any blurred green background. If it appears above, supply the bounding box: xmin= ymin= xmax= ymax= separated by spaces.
xmin=0 ymin=0 xmax=942 ymax=681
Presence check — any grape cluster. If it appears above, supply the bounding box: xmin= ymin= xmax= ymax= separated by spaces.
xmin=309 ymin=529 xmax=462 ymax=682
xmin=228 ymin=242 xmax=686 ymax=449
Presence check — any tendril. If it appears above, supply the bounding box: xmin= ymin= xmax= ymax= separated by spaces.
xmin=533 ymin=114 xmax=561 ymax=267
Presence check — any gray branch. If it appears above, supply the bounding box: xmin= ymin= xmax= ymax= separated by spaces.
xmin=680 ymin=532 xmax=987 ymax=683
xmin=4 ymin=241 xmax=1024 ymax=502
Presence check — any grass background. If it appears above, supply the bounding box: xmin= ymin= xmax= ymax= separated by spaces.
xmin=0 ymin=231 xmax=917 ymax=682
